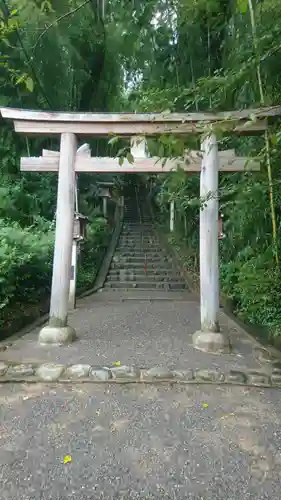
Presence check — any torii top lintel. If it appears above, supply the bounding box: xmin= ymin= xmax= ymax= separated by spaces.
xmin=1 ymin=106 xmax=281 ymax=137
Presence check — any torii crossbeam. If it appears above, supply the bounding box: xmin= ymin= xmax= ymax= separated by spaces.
xmin=21 ymin=149 xmax=260 ymax=173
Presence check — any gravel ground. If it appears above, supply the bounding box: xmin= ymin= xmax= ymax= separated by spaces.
xmin=1 ymin=383 xmax=281 ymax=499
xmin=0 ymin=293 xmax=262 ymax=372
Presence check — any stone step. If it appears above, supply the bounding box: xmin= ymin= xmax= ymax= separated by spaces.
xmin=120 ymin=231 xmax=156 ymax=235
xmin=112 ymin=257 xmax=173 ymax=264
xmin=123 ymin=217 xmax=151 ymax=220
xmin=117 ymin=246 xmax=162 ymax=252
xmin=121 ymin=232 xmax=154 ymax=238
xmin=121 ymin=230 xmax=154 ymax=234
xmin=118 ymin=236 xmax=159 ymax=247
xmin=110 ymin=262 xmax=176 ymax=270
xmin=123 ymin=221 xmax=152 ymax=224
xmin=104 ymin=281 xmax=187 ymax=290
xmin=121 ymin=229 xmax=155 ymax=233
xmin=107 ymin=268 xmax=182 ymax=276
xmin=123 ymin=225 xmax=153 ymax=230
xmin=114 ymin=256 xmax=169 ymax=262
xmin=120 ymin=236 xmax=155 ymax=241
xmin=123 ymin=214 xmax=151 ymax=217
xmin=117 ymin=251 xmax=164 ymax=256
xmin=115 ymin=250 xmax=167 ymax=257
xmin=123 ymin=218 xmax=151 ymax=221
xmin=107 ymin=200 xmax=184 ymax=292
xmin=122 ymin=223 xmax=153 ymax=228
xmin=107 ymin=274 xmax=182 ymax=282
xmin=119 ymin=235 xmax=158 ymax=241
xmin=118 ymin=244 xmax=161 ymax=249
xmin=116 ymin=251 xmax=163 ymax=256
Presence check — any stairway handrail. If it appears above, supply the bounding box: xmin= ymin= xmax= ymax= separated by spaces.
xmin=135 ymin=185 xmax=147 ymax=274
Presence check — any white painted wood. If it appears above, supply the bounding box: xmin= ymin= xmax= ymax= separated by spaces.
xmin=1 ymin=106 xmax=280 ymax=121
xmin=43 ymin=146 xmax=91 ymax=157
xmin=77 ymin=143 xmax=91 ymax=155
xmin=186 ymin=148 xmax=235 ymax=161
xmin=170 ymin=200 xmax=175 ymax=232
xmin=49 ymin=132 xmax=77 ymax=327
xmin=20 ymin=155 xmax=260 ymax=173
xmin=68 ymin=239 xmax=78 ymax=310
xmin=200 ymin=134 xmax=220 ymax=333
xmin=13 ymin=119 xmax=267 ymax=136
xmin=130 ymin=136 xmax=147 ymax=158
xmin=43 ymin=147 xmax=235 ymax=162
xmin=103 ymin=197 xmax=107 ymax=217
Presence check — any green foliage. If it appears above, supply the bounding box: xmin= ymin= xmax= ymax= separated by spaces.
xmin=77 ymin=217 xmax=111 ymax=291
xmin=0 ymin=220 xmax=54 ymax=320
xmin=0 ymin=216 xmax=110 ymax=331
xmin=220 ymin=252 xmax=281 ymax=336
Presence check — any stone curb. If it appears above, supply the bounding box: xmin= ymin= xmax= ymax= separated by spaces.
xmin=0 ymin=362 xmax=281 ymax=388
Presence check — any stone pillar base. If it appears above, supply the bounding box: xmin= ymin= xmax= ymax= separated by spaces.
xmin=39 ymin=325 xmax=77 ymax=346
xmin=192 ymin=330 xmax=231 ymax=354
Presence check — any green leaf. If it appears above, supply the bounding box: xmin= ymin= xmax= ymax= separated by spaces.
xmin=126 ymin=152 xmax=134 ymax=164
xmin=118 ymin=156 xmax=124 ymax=166
xmin=237 ymin=0 xmax=248 ymax=14
xmin=40 ymin=0 xmax=55 ymax=13
xmin=15 ymin=75 xmax=25 ymax=85
xmin=108 ymin=136 xmax=119 ymax=146
xmin=25 ymin=77 xmax=34 ymax=92
xmin=158 ymin=144 xmax=165 ymax=158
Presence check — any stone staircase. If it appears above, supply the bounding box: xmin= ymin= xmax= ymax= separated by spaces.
xmin=103 ymin=191 xmax=187 ymax=292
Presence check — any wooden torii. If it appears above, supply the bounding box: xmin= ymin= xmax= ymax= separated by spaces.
xmin=0 ymin=106 xmax=278 ymax=352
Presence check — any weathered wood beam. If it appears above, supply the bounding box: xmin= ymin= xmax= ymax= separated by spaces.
xmin=2 ymin=106 xmax=280 ymax=136
xmin=42 ymin=148 xmax=236 ymax=160
xmin=12 ymin=119 xmax=268 ymax=136
xmin=20 ymin=155 xmax=260 ymax=173
xmin=38 ymin=133 xmax=78 ymax=345
xmin=186 ymin=149 xmax=235 ymax=160
xmin=192 ymin=133 xmax=231 ymax=354
xmin=42 ymin=148 xmax=91 ymax=157
xmin=1 ymin=106 xmax=281 ymax=121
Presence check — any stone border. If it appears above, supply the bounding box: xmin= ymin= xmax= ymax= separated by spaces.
xmin=1 ymin=362 xmax=281 ymax=387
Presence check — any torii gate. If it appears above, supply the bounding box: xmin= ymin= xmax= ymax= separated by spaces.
xmin=0 ymin=106 xmax=278 ymax=352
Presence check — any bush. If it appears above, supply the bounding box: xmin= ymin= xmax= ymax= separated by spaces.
xmin=0 ymin=220 xmax=54 ymax=318
xmin=77 ymin=217 xmax=111 ymax=291
xmin=0 ymin=216 xmax=111 ymax=331
xmin=221 ymin=253 xmax=281 ymax=336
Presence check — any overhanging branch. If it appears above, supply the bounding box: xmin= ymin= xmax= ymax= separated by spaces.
xmin=31 ymin=0 xmax=91 ymax=57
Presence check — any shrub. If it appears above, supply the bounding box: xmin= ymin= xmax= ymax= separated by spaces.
xmin=221 ymin=252 xmax=281 ymax=336
xmin=0 ymin=216 xmax=110 ymax=331
xmin=0 ymin=220 xmax=54 ymax=318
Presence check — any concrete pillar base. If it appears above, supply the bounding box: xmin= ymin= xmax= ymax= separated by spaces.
xmin=39 ymin=325 xmax=77 ymax=346
xmin=192 ymin=330 xmax=231 ymax=354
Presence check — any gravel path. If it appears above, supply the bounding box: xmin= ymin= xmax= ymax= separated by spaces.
xmin=0 ymin=293 xmax=264 ymax=373
xmin=1 ymin=383 xmax=281 ymax=499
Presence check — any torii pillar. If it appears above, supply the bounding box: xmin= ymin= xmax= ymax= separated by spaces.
xmin=192 ymin=134 xmax=230 ymax=353
xmin=39 ymin=133 xmax=78 ymax=345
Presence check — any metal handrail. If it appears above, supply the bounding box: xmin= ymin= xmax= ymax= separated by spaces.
xmin=135 ymin=185 xmax=147 ymax=274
